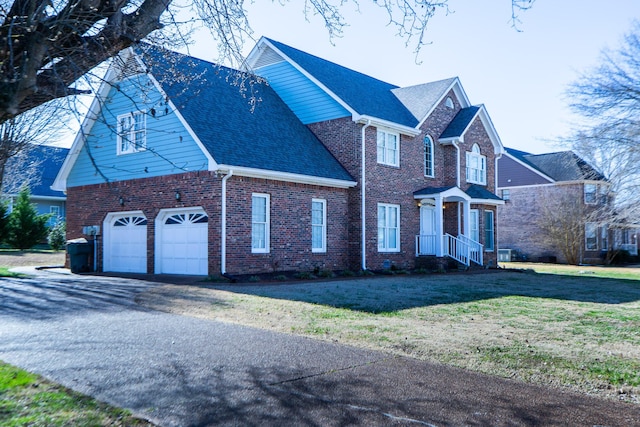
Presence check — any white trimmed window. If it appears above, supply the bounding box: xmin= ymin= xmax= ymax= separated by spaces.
xmin=584 ymin=184 xmax=597 ymax=205
xmin=424 ymin=136 xmax=434 ymax=177
xmin=311 ymin=199 xmax=326 ymax=253
xmin=117 ymin=111 xmax=146 ymax=155
xmin=484 ymin=210 xmax=494 ymax=251
xmin=252 ymin=193 xmax=270 ymax=253
xmin=585 ymin=222 xmax=597 ymax=250
xmin=470 ymin=209 xmax=479 ymax=243
xmin=378 ymin=203 xmax=400 ymax=252
xmin=466 ymin=144 xmax=486 ymax=185
xmin=601 ymin=225 xmax=608 ymax=251
xmin=377 ymin=129 xmax=399 ymax=167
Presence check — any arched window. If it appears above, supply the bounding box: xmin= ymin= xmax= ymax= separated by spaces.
xmin=466 ymin=144 xmax=487 ymax=185
xmin=424 ymin=136 xmax=434 ymax=177
xmin=445 ymin=96 xmax=454 ymax=109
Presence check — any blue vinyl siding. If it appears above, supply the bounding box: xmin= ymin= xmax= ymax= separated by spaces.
xmin=256 ymin=61 xmax=350 ymax=124
xmin=67 ymin=75 xmax=210 ymax=187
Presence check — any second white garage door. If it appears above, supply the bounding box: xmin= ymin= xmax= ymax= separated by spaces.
xmin=156 ymin=208 xmax=208 ymax=275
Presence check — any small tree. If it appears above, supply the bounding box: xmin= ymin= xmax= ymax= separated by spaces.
xmin=47 ymin=221 xmax=67 ymax=251
xmin=7 ymin=187 xmax=51 ymax=250
xmin=0 ymin=201 xmax=9 ymax=244
xmin=535 ymin=193 xmax=586 ymax=265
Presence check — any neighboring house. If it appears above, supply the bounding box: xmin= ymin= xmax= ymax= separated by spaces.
xmin=53 ymin=38 xmax=504 ymax=276
xmin=497 ymin=148 xmax=636 ymax=264
xmin=5 ymin=145 xmax=68 ymax=226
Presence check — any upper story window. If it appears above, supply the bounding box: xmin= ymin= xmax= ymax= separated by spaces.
xmin=584 ymin=184 xmax=597 ymax=204
xmin=445 ymin=97 xmax=455 ymax=109
xmin=466 ymin=144 xmax=486 ymax=185
xmin=377 ymin=129 xmax=399 ymax=167
xmin=424 ymin=136 xmax=434 ymax=178
xmin=117 ymin=111 xmax=146 ymax=155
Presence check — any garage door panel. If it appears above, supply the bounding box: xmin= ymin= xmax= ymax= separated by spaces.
xmin=104 ymin=213 xmax=147 ymax=273
xmin=157 ymin=209 xmax=208 ymax=275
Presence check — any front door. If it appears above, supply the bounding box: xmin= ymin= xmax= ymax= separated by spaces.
xmin=419 ymin=205 xmax=436 ymax=254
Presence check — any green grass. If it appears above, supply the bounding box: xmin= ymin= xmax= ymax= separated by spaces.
xmin=0 ymin=267 xmax=23 ymax=278
xmin=0 ymin=361 xmax=154 ymax=426
xmin=166 ymin=266 xmax=640 ymax=403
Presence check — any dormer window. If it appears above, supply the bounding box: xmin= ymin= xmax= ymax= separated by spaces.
xmin=377 ymin=129 xmax=399 ymax=167
xmin=424 ymin=135 xmax=434 ymax=177
xmin=117 ymin=111 xmax=146 ymax=155
xmin=445 ymin=97 xmax=454 ymax=109
xmin=466 ymin=144 xmax=486 ymax=185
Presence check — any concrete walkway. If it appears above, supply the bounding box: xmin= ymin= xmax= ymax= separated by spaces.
xmin=1 ymin=269 xmax=638 ymax=426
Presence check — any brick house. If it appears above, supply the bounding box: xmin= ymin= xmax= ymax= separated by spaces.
xmin=497 ymin=148 xmax=638 ymax=264
xmin=53 ymin=38 xmax=504 ymax=276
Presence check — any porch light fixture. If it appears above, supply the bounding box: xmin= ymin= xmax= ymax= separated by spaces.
xmin=175 ymin=191 xmax=181 ymax=201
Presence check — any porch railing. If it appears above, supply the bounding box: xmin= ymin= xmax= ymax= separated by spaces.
xmin=415 ymin=234 xmax=437 ymax=256
xmin=456 ymin=234 xmax=484 ymax=265
xmin=416 ymin=233 xmax=484 ymax=266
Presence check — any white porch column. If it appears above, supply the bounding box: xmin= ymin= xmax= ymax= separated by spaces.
xmin=435 ymin=196 xmax=444 ymax=256
xmin=463 ymin=200 xmax=471 ymax=238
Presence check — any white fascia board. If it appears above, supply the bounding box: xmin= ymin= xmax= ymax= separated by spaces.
xmin=470 ymin=198 xmax=505 ymax=206
xmin=438 ymin=136 xmax=463 ymax=145
xmin=354 ymin=115 xmax=421 ymax=137
xmin=145 ymin=73 xmax=218 ymax=170
xmin=414 ymin=186 xmax=470 ymax=201
xmin=503 ymin=151 xmax=555 ymax=183
xmin=476 ymin=105 xmax=505 ymax=155
xmin=215 ymin=165 xmax=357 ymax=189
xmin=416 ymin=77 xmax=471 ymax=129
xmin=52 ymin=51 xmax=130 ymax=192
xmin=497 ymin=182 xmax=557 ymax=190
xmin=257 ymin=38 xmax=359 ymax=119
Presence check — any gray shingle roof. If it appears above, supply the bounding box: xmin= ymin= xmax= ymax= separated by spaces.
xmin=465 ymin=185 xmax=502 ymax=201
xmin=440 ymin=106 xmax=480 ymax=139
xmin=6 ymin=145 xmax=68 ymax=198
xmin=139 ymin=45 xmax=353 ymax=183
xmin=413 ymin=186 xmax=456 ymax=197
xmin=505 ymin=148 xmax=605 ymax=182
xmin=391 ymin=78 xmax=457 ymax=123
xmin=265 ymin=38 xmax=419 ymax=128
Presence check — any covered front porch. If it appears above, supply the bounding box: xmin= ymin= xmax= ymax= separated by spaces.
xmin=414 ymin=185 xmax=503 ymax=267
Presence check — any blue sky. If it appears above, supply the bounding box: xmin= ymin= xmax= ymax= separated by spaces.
xmin=185 ymin=1 xmax=640 ymax=154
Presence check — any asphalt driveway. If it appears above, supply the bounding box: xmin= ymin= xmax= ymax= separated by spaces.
xmin=1 ymin=269 xmax=638 ymax=426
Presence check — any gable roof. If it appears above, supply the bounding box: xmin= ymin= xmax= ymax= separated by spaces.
xmin=251 ymin=38 xmax=419 ymax=129
xmin=504 ymin=148 xmax=605 ymax=183
xmin=6 ymin=145 xmax=68 ymax=198
xmin=440 ymin=106 xmax=481 ymax=139
xmin=140 ymin=45 xmax=353 ymax=183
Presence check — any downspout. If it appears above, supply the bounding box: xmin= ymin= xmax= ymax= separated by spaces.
xmin=495 ymin=152 xmax=502 ymax=263
xmin=452 ymin=140 xmax=460 ymax=188
xmin=221 ymin=169 xmax=233 ymax=275
xmin=361 ymin=120 xmax=372 ymax=271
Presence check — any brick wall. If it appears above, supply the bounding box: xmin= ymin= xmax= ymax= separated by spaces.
xmin=66 ymin=171 xmax=350 ymax=275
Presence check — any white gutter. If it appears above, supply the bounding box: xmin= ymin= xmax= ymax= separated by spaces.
xmin=220 ymin=169 xmax=233 ymax=274
xmin=361 ymin=120 xmax=372 ymax=271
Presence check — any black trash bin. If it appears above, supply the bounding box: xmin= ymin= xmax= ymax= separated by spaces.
xmin=67 ymin=238 xmax=93 ymax=273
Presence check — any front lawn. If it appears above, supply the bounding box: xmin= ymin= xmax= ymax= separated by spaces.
xmin=138 ymin=266 xmax=640 ymax=404
xmin=0 ymin=361 xmax=154 ymax=426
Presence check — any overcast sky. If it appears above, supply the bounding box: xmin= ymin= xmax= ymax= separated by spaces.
xmin=185 ymin=0 xmax=640 ymax=154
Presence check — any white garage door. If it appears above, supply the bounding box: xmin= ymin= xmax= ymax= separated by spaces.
xmin=157 ymin=209 xmax=208 ymax=275
xmin=103 ymin=212 xmax=147 ymax=273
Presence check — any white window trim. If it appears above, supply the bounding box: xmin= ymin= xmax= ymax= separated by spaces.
xmin=466 ymin=144 xmax=486 ymax=185
xmin=470 ymin=209 xmax=479 ymax=243
xmin=424 ymin=135 xmax=434 ymax=178
xmin=251 ymin=193 xmax=270 ymax=254
xmin=601 ymin=224 xmax=608 ymax=251
xmin=585 ymin=222 xmax=597 ymax=251
xmin=377 ymin=203 xmax=400 ymax=253
xmin=484 ymin=210 xmax=495 ymax=252
xmin=376 ymin=129 xmax=400 ymax=167
xmin=311 ymin=198 xmax=327 ymax=253
xmin=117 ymin=110 xmax=147 ymax=155
xmin=584 ymin=184 xmax=597 ymax=205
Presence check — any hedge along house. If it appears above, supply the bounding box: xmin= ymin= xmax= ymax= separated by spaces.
xmin=54 ymin=38 xmax=504 ymax=276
